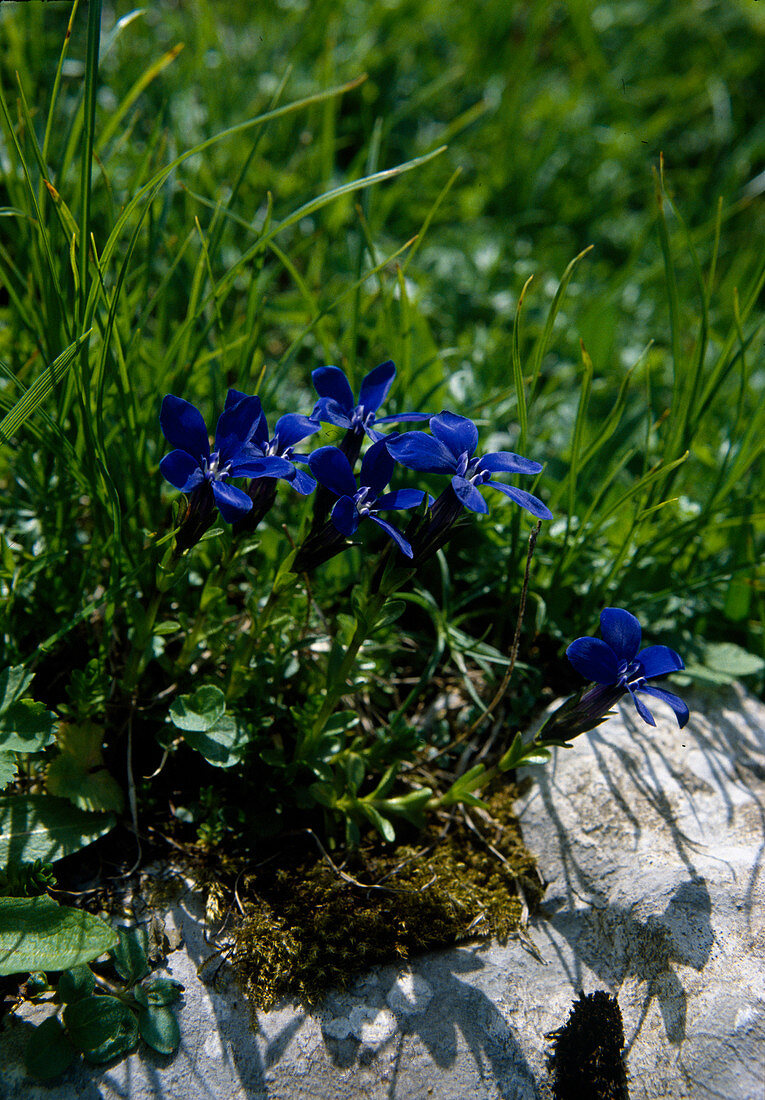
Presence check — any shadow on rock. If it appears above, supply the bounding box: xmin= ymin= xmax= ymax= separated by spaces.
xmin=319 ymin=947 xmax=542 ymax=1099
xmin=538 ymin=878 xmax=713 ymax=1048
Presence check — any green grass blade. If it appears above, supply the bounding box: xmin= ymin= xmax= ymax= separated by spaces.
xmin=0 ymin=332 xmax=91 ymax=443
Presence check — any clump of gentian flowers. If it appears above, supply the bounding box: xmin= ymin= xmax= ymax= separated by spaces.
xmin=158 ymin=360 xmax=552 ymax=569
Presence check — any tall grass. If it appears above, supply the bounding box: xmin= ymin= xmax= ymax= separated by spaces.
xmin=0 ymin=0 xmax=762 ymax=686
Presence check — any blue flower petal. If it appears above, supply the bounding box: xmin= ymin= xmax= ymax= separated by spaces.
xmin=628 ymin=686 xmax=657 ymax=726
xmin=452 ymin=475 xmax=488 ymax=513
xmin=232 ymin=455 xmax=294 ymax=479
xmin=288 ymin=467 xmax=317 ymax=495
xmin=374 ymin=489 xmax=427 ymax=511
xmin=479 ymin=451 xmax=543 ymax=476
xmin=360 ymin=439 xmax=394 ymax=495
xmin=486 ymin=480 xmax=553 ymax=519
xmin=370 ymin=514 xmax=413 ymax=558
xmin=211 ymin=480 xmax=253 ymax=523
xmin=312 ymin=366 xmax=355 ymax=413
xmin=331 ymin=495 xmax=359 ymax=536
xmin=308 ymin=446 xmax=358 ymax=497
xmin=358 ymin=359 xmax=396 ymax=413
xmin=160 ymin=395 xmax=210 ymax=462
xmin=160 ymin=450 xmax=204 ymax=492
xmin=214 ymin=395 xmax=263 ymax=463
xmin=638 ymin=685 xmax=689 ymax=728
xmin=310 ymin=396 xmax=353 ymax=430
xmin=386 ymin=432 xmax=456 ymax=473
xmin=637 ymin=645 xmax=684 ymax=679
xmin=375 ymin=412 xmax=431 ymax=424
xmin=600 ymin=608 xmax=642 ymax=661
xmin=224 ymin=388 xmax=248 ymax=410
xmin=566 ymin=637 xmax=620 ymax=684
xmin=430 ymin=412 xmax=479 ymax=460
xmin=273 ymin=413 xmax=321 ymax=449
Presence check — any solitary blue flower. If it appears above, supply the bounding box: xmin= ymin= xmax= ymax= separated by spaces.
xmin=226 ymin=388 xmax=319 ymax=495
xmin=311 ymin=360 xmax=429 ymax=442
xmin=566 ymin=607 xmax=688 ymax=728
xmin=386 ymin=412 xmax=552 ymax=520
xmin=159 ymin=392 xmax=293 ymax=523
xmin=308 ymin=440 xmax=430 ymax=558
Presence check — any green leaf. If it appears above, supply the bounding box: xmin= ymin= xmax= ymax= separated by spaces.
xmin=360 ymin=803 xmax=396 ymax=843
xmin=701 ymin=641 xmax=765 ymax=680
xmin=344 ymin=753 xmax=365 ymax=794
xmin=134 ymin=977 xmax=183 ymax=1008
xmin=0 ymin=794 xmax=116 ymax=866
xmin=181 ymin=715 xmax=250 ymax=768
xmin=63 ymin=994 xmax=139 ymax=1064
xmin=0 ymin=666 xmax=34 ymax=712
xmin=137 ymin=1004 xmax=181 ymax=1055
xmin=0 ymin=896 xmax=117 ymax=976
xmin=46 ymin=755 xmax=125 ymax=814
xmin=323 ymin=711 xmax=360 ymax=737
xmin=110 ymin=926 xmax=150 ymax=984
xmin=0 ymin=753 xmax=17 ymax=790
xmin=381 ymin=787 xmax=433 ymax=828
xmin=152 ymin=620 xmax=181 ymax=637
xmin=372 ymin=599 xmax=406 ymax=632
xmin=25 ymin=1015 xmax=76 ymax=1080
xmin=57 ymin=963 xmax=96 ymax=1003
xmin=0 ymin=332 xmax=91 ymax=443
xmin=0 ymin=700 xmax=56 ymax=753
xmin=168 ymin=685 xmax=226 ymax=732
xmin=44 ymin=722 xmax=124 ymax=813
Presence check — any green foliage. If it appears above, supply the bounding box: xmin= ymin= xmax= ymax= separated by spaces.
xmin=23 ymin=927 xmax=184 ymax=1079
xmin=0 ymin=895 xmax=117 ymax=976
xmin=45 ymin=722 xmax=124 ymax=813
xmin=168 ymin=685 xmax=249 ymax=767
xmin=0 ymin=795 xmax=115 ymax=866
xmin=0 ymin=666 xmax=57 ymax=790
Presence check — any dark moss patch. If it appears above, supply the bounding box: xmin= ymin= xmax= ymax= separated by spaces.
xmin=229 ymin=783 xmax=542 ymax=1009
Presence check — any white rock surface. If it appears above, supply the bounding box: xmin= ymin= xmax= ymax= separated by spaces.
xmin=1 ymin=683 xmax=763 ymax=1098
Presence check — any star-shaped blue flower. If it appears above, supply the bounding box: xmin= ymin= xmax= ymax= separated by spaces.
xmin=310 ymin=360 xmax=429 ymax=442
xmin=307 ymin=440 xmax=430 ymax=558
xmin=566 ymin=607 xmax=688 ymax=728
xmin=386 ymin=411 xmax=553 ymax=519
xmin=159 ymin=392 xmax=293 ymax=523
xmin=226 ymin=388 xmax=319 ymax=495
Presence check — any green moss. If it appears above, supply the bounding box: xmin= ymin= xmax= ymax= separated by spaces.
xmin=230 ymin=784 xmax=541 ymax=1009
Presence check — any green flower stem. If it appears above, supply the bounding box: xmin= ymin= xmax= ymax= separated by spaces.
xmin=306 ymin=592 xmax=386 ymax=751
xmin=298 ymin=555 xmax=413 ymax=762
xmin=177 ymin=541 xmax=238 ymax=669
xmin=122 ymin=540 xmax=183 ymax=695
xmin=225 ymin=580 xmax=286 ymax=702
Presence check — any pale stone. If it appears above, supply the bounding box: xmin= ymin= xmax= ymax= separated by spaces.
xmin=386 ymin=970 xmax=434 ymax=1015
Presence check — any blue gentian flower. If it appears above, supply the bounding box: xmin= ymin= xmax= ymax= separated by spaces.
xmin=386 ymin=412 xmax=553 ymax=520
xmin=226 ymin=388 xmax=319 ymax=495
xmin=566 ymin=607 xmax=688 ymax=728
xmin=159 ymin=393 xmax=293 ymax=523
xmin=311 ymin=360 xmax=430 ymax=443
xmin=307 ymin=440 xmax=430 ymax=558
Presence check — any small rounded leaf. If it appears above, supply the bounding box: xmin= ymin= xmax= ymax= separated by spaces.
xmin=138 ymin=1005 xmax=181 ymax=1055
xmin=139 ymin=977 xmax=184 ymax=1007
xmin=58 ymin=964 xmax=95 ymax=1003
xmin=63 ymin=994 xmax=139 ymax=1063
xmin=25 ymin=1015 xmax=75 ymax=1080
